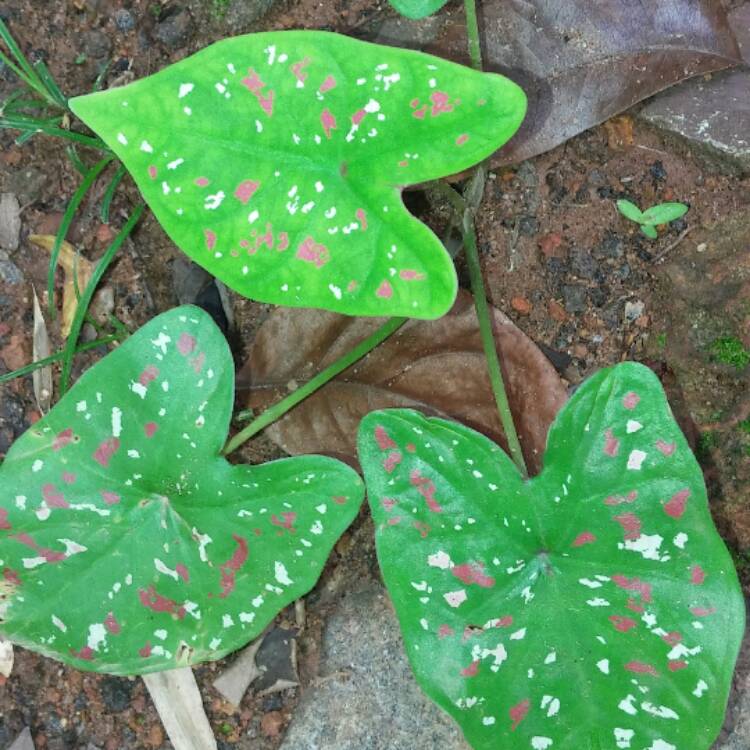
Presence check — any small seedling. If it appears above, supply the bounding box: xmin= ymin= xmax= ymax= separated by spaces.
xmin=616 ymin=199 xmax=688 ymax=239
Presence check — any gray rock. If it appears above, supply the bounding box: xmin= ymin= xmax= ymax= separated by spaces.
xmin=728 ymin=5 xmax=750 ymax=65
xmin=156 ymin=8 xmax=193 ymax=48
xmin=0 ymin=193 xmax=21 ymax=250
xmin=114 ymin=8 xmax=135 ymax=32
xmin=222 ymin=0 xmax=278 ymax=28
xmin=569 ymin=247 xmax=599 ymax=280
xmin=82 ymin=30 xmax=112 ymax=60
xmin=0 ymin=250 xmax=23 ymax=284
xmin=280 ymin=585 xmax=469 ymax=750
xmin=640 ymin=69 xmax=750 ymax=176
xmin=624 ymin=299 xmax=645 ymax=323
xmin=8 ymin=727 xmax=35 ymax=750
xmin=561 ymin=284 xmax=588 ymax=313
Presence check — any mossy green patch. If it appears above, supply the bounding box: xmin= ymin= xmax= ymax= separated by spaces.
xmin=710 ymin=336 xmax=750 ymax=369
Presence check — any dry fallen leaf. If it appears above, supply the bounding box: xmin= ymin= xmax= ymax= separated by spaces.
xmin=31 ymin=289 xmax=52 ymax=413
xmin=28 ymin=235 xmax=95 ymax=338
xmin=240 ymin=290 xmax=567 ymax=475
xmin=374 ymin=0 xmax=740 ymax=165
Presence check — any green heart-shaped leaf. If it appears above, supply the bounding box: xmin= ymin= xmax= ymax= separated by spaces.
xmin=358 ymin=362 xmax=743 ymax=750
xmin=389 ymin=0 xmax=450 ymax=19
xmin=0 ymin=306 xmax=363 ymax=676
xmin=69 ymin=31 xmax=526 ymax=320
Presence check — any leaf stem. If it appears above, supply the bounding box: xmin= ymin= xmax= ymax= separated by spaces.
xmin=463 ymin=0 xmax=482 ymax=71
xmin=459 ymin=0 xmax=528 ymax=478
xmin=222 ymin=316 xmax=407 ymax=456
xmin=59 ymin=204 xmax=144 ymax=394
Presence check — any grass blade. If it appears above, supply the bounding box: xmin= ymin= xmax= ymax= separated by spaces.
xmin=33 ymin=59 xmax=67 ymax=108
xmin=46 ymin=155 xmax=113 ymax=317
xmin=100 ymin=164 xmax=127 ymax=223
xmin=59 ymin=204 xmax=144 ymax=393
xmin=0 ymin=115 xmax=111 ymax=149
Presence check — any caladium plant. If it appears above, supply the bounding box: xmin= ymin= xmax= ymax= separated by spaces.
xmin=0 ymin=306 xmax=364 ymax=675
xmin=69 ymin=31 xmax=526 ymax=320
xmin=358 ymin=362 xmax=744 ymax=750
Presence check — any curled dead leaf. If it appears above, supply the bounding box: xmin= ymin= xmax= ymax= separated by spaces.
xmin=239 ymin=290 xmax=567 ymax=475
xmin=28 ymin=235 xmax=95 ymax=338
xmin=31 ymin=289 xmax=52 ymax=413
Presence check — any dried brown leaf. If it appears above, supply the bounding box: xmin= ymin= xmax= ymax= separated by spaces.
xmin=31 ymin=289 xmax=52 ymax=413
xmin=28 ymin=235 xmax=95 ymax=338
xmin=239 ymin=291 xmax=567 ymax=475
xmin=375 ymin=0 xmax=740 ymax=165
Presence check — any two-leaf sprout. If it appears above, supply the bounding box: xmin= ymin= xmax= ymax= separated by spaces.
xmin=616 ymin=199 xmax=688 ymax=239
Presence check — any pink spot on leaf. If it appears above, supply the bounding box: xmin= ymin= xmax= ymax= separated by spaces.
xmin=351 ymin=109 xmax=366 ymax=125
xmin=623 ymin=391 xmax=640 ymax=409
xmin=52 ymin=428 xmax=74 ymax=451
xmin=62 ymin=472 xmax=76 ymax=484
xmin=663 ymin=489 xmax=690 ymax=519
xmin=194 ymin=176 xmax=210 ymax=187
xmin=456 ymin=133 xmax=469 ymax=146
xmin=101 ymin=490 xmax=120 ymax=506
xmin=42 ymin=483 xmax=68 ymax=509
xmin=93 ymin=438 xmax=120 ymax=468
xmin=296 ymin=236 xmax=330 ymax=267
xmin=509 ymin=699 xmax=530 ymax=731
xmin=383 ymin=451 xmax=402 ymax=473
xmin=234 ymin=180 xmax=260 ymax=204
xmin=241 ymin=68 xmax=274 ymax=116
xmin=271 ymin=512 xmax=297 ymax=534
xmin=690 ymin=606 xmax=716 ymax=617
xmin=219 ymin=535 xmax=248 ymax=598
xmin=321 ymin=109 xmax=337 ymax=139
xmin=175 ymin=564 xmax=189 ymax=583
xmin=614 ymin=512 xmax=641 ymax=540
xmin=604 ymin=428 xmax=619 ymax=456
xmin=139 ymin=642 xmax=152 ymax=658
xmin=139 ymin=365 xmax=159 ymax=386
xmin=604 ymin=491 xmax=638 ymax=506
xmin=612 ymin=574 xmax=652 ymax=603
xmin=438 ymin=624 xmax=454 ymax=638
xmin=413 ymin=521 xmax=430 ymax=538
xmin=410 ymin=470 xmax=443 ymax=513
xmin=177 ymin=332 xmax=197 ymax=356
xmin=71 ymin=646 xmax=94 ymax=661
xmin=656 ymin=439 xmax=676 ymax=456
xmin=0 ymin=509 xmax=10 ymax=530
xmin=191 ymin=352 xmax=206 ymax=374
xmin=624 ymin=661 xmax=658 ymax=676
xmin=461 ymin=660 xmax=480 ymax=677
xmin=138 ymin=586 xmax=186 ymax=619
xmin=144 ymin=422 xmax=158 ymax=438
xmin=412 ymin=106 xmax=427 ymax=119
xmin=375 ymin=425 xmax=396 ymax=450
xmin=572 ymin=531 xmax=596 ymax=547
xmin=399 ymin=270 xmax=425 ymax=281
xmin=319 ymin=75 xmax=337 ymax=93
xmin=355 ymin=208 xmax=367 ymax=231
xmin=376 ymin=280 xmax=393 ymax=299
xmin=381 ymin=498 xmax=396 ymax=512
xmin=668 ymin=660 xmax=688 ymax=671
xmin=291 ymin=57 xmax=310 ymax=84
xmin=662 ymin=631 xmax=682 ymax=646
xmin=452 ymin=562 xmax=495 ymax=588
xmin=609 ymin=615 xmax=637 ymax=632
xmin=147 ymin=165 xmax=157 ymax=180
xmin=104 ymin=612 xmax=121 ymax=634
xmin=430 ymin=91 xmax=454 ymax=116
xmin=691 ymin=565 xmax=706 ymax=585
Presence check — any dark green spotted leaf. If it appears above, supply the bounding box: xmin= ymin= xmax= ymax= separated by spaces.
xmin=69 ymin=31 xmax=526 ymax=319
xmin=0 ymin=306 xmax=363 ymax=676
xmin=358 ymin=362 xmax=743 ymax=750
xmin=389 ymin=0 xmax=450 ymax=20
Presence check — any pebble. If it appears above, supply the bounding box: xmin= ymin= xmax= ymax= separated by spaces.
xmin=510 ymin=296 xmax=532 ymax=315
xmin=113 ymin=8 xmax=135 ymax=32
xmin=569 ymin=247 xmax=599 ymax=280
xmin=260 ymin=711 xmax=284 ymax=738
xmin=0 ymin=251 xmax=24 ymax=284
xmin=82 ymin=30 xmax=112 ymax=60
xmin=561 ymin=284 xmax=588 ymax=313
xmin=156 ymin=8 xmax=193 ymax=48
xmin=547 ymin=299 xmax=567 ymax=322
xmin=593 ymin=231 xmax=624 ymax=260
xmin=100 ymin=676 xmax=133 ymax=713
xmin=624 ymin=299 xmax=645 ymax=323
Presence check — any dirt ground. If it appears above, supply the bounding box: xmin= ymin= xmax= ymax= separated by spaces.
xmin=0 ymin=1 xmax=748 ymax=748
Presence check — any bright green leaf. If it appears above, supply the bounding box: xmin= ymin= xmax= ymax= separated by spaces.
xmin=358 ymin=362 xmax=743 ymax=750
xmin=69 ymin=31 xmax=526 ymax=320
xmin=641 ymin=202 xmax=689 ymax=226
xmin=616 ymin=199 xmax=644 ymax=224
xmin=0 ymin=306 xmax=363 ymax=675
xmin=389 ymin=0 xmax=450 ymax=20
xmin=641 ymin=224 xmax=659 ymax=239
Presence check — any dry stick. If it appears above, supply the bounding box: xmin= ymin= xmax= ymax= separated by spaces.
xmin=460 ymin=0 xmax=528 ymax=478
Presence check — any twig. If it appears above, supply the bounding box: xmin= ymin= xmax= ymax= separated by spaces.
xmin=653 ymin=226 xmax=692 ymax=264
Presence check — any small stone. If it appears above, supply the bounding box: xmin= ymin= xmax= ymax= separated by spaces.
xmin=649 ymin=160 xmax=667 ymax=182
xmin=510 ymin=296 xmax=532 ymax=315
xmin=538 ymin=232 xmax=565 ymax=258
xmin=0 ymin=193 xmax=21 ymax=251
xmin=260 ymin=711 xmax=284 ymax=738
xmin=517 ymin=215 xmax=538 ymax=236
xmin=156 ymin=8 xmax=193 ymax=48
xmin=144 ymin=722 xmax=164 ymax=748
xmin=593 ymin=231 xmax=624 ymax=260
xmin=82 ymin=30 xmax=112 ymax=60
xmin=0 ymin=251 xmax=23 ymax=284
xmin=100 ymin=675 xmax=133 ymax=712
xmin=548 ymin=299 xmax=567 ymax=322
xmin=624 ymin=300 xmax=645 ymax=323
xmin=569 ymin=247 xmax=599 ymax=280
xmin=562 ymin=285 xmax=588 ymax=313
xmin=114 ymin=8 xmax=135 ymax=32
xmin=589 ymin=286 xmax=608 ymax=308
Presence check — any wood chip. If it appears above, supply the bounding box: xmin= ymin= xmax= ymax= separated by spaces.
xmin=32 ymin=290 xmax=52 ymax=413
